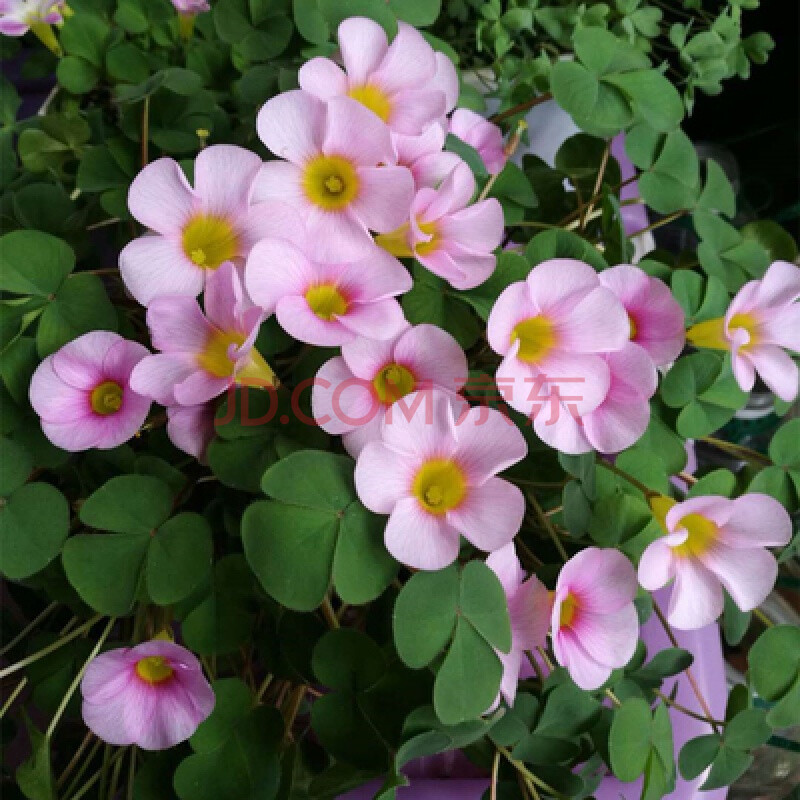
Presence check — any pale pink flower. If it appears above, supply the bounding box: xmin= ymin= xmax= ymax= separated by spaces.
xmin=394 ymin=124 xmax=462 ymax=189
xmin=639 ymin=493 xmax=791 ymax=630
xmin=29 ymin=332 xmax=150 ymax=452
xmin=551 ymin=548 xmax=639 ymax=690
xmin=532 ymin=343 xmax=658 ymax=455
xmin=376 ymin=162 xmax=504 ymax=290
xmin=487 ymin=258 xmax=630 ymax=422
xmin=312 ymin=323 xmax=468 ymax=457
xmin=130 ymin=262 xmax=275 ymax=407
xmin=171 ymin=0 xmax=209 ymax=13
xmin=254 ymin=90 xmax=414 ymax=262
xmin=298 ymin=17 xmax=457 ymax=136
xmin=81 ymin=640 xmax=214 ymax=750
xmin=245 ymin=234 xmax=411 ymax=346
xmin=354 ymin=390 xmax=527 ymax=571
xmin=0 ymin=0 xmax=63 ymax=36
xmin=119 ymin=145 xmax=299 ymax=307
xmin=448 ymin=109 xmax=507 ymax=175
xmin=687 ymin=260 xmax=800 ymax=402
xmin=598 ymin=264 xmax=685 ymax=368
xmin=167 ymin=402 xmax=216 ymax=462
xmin=486 ymin=544 xmax=551 ymax=707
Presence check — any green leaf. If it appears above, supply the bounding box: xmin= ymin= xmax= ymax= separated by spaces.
xmin=525 ymin=229 xmax=608 ymax=270
xmin=459 ymin=560 xmax=511 ymax=653
xmin=261 ymin=450 xmax=354 ymax=512
xmin=80 ymin=475 xmax=174 ymax=535
xmin=610 ymin=698 xmax=652 ymax=781
xmin=59 ymin=13 xmax=111 ymax=67
xmin=36 ymin=273 xmax=118 ymax=357
xmin=0 ymin=437 xmax=32 ymax=495
xmin=724 ymin=708 xmax=771 ymax=750
xmin=433 ymin=616 xmax=502 ymax=725
xmin=679 ymin=733 xmax=721 ymax=780
xmin=292 ymin=0 xmax=329 ymax=43
xmin=106 ymin=43 xmax=150 ymax=84
xmin=388 ymin=0 xmax=440 ymax=26
xmin=312 ymin=629 xmax=385 ymax=692
xmin=62 ymin=532 xmax=150 ymax=615
xmin=147 ymin=513 xmax=213 ymax=606
xmin=602 ymin=69 xmax=684 ymax=132
xmin=0 ymin=483 xmax=69 ymax=580
xmin=740 ymin=219 xmax=798 ymax=263
xmin=317 ymin=0 xmax=396 ymax=36
xmin=189 ymin=678 xmax=253 ymax=754
xmin=572 ymin=27 xmax=650 ymax=75
xmin=56 ymin=56 xmax=99 ymax=94
xmin=697 ymin=159 xmax=736 ymax=217
xmin=393 ymin=565 xmax=459 ymax=668
xmin=536 ymin=683 xmax=601 ymax=736
xmin=16 ymin=715 xmax=54 ymax=800
xmin=749 ymin=625 xmax=800 ymax=728
xmin=0 ymin=231 xmax=74 ymax=296
xmin=701 ymin=745 xmax=752 ymax=790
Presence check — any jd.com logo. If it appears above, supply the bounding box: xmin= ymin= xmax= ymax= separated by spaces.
xmin=216 ymin=376 xmax=587 ymax=428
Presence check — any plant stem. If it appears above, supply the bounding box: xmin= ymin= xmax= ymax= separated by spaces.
xmin=528 ymin=492 xmax=569 ymax=562
xmin=282 ymin=685 xmax=306 ymax=741
xmin=47 ymin=617 xmax=115 ymax=739
xmin=700 ymin=436 xmax=771 ymax=466
xmin=628 ymin=209 xmax=686 ymax=239
xmin=127 ymin=747 xmax=137 ymax=800
xmin=62 ymin=738 xmax=103 ymax=799
xmin=57 ymin=731 xmax=94 ymax=788
xmin=490 ymin=749 xmax=500 ymax=800
xmin=0 ymin=615 xmax=103 ymax=680
xmin=491 ymin=92 xmax=553 ymax=123
xmin=1 ymin=602 xmax=58 ymax=656
xmin=654 ymin=690 xmax=726 ymax=728
xmin=753 ymin=607 xmax=773 ymax=628
xmin=141 ymin=96 xmax=150 ymax=167
xmin=320 ymin=596 xmax=339 ymax=630
xmin=652 ymin=602 xmax=721 ymax=735
xmin=597 ymin=459 xmax=657 ymax=499
xmin=480 ymin=119 xmax=527 ymax=201
xmin=580 ymin=140 xmax=611 ymax=230
xmin=0 ymin=677 xmax=28 ymax=718
xmin=497 ymin=745 xmax=567 ymax=798
xmin=255 ymin=673 xmax=274 ymax=702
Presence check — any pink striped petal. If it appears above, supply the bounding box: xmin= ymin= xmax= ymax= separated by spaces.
xmin=29 ymin=359 xmax=92 ymax=423
xmin=487 ymin=282 xmax=538 ymax=355
xmin=486 ymin=542 xmax=524 ymax=594
xmin=51 ymin=331 xmax=119 ymax=389
xmin=256 ymin=90 xmax=325 ymax=164
xmin=554 ymin=629 xmax=612 ymax=690
xmin=394 ymin=324 xmax=467 ymax=392
xmin=146 ymin=295 xmax=212 ymax=355
xmin=572 ymin=604 xmax=639 ymax=667
xmin=559 ymin=548 xmax=637 ymax=612
xmin=380 ymin=389 xmax=459 ymax=460
xmin=350 ymin=166 xmax=415 ymax=232
xmin=389 ymin=88 xmax=447 ymax=135
xmin=701 ymin=542 xmax=777 ymax=613
xmin=667 ymin=558 xmax=724 ymax=630
xmin=638 ymin=539 xmax=676 ymax=590
xmin=337 ymin=298 xmax=408 ymax=340
xmin=749 ymin=344 xmax=799 ymax=402
xmin=338 ymin=17 xmax=388 ymax=85
xmin=128 ymin=158 xmax=196 ymax=235
xmin=448 ymin=477 xmax=524 ymax=553
xmin=323 ymin=96 xmax=396 ymax=167
xmin=754 ymin=259 xmax=800 ymax=307
xmin=129 ymin=354 xmax=196 ymax=406
xmin=526 ymin=259 xmax=600 ymax=314
xmin=452 ymin=406 xmax=527 ymax=482
xmin=313 ymin=356 xmax=376 ymax=434
xmin=245 ymin=237 xmax=314 ymax=313
xmin=384 ymin=496 xmax=461 ymax=571
xmin=194 ymin=144 xmax=262 ymax=216
xmin=722 ymin=494 xmax=792 ymax=548
xmin=250 ymin=161 xmax=305 ymax=206
xmin=372 ymin=22 xmax=436 ymax=93
xmin=298 ymin=57 xmax=348 ymax=99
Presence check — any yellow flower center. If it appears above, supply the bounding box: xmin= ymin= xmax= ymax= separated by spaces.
xmin=347 ymin=84 xmax=392 ymax=122
xmin=373 ymin=363 xmax=415 ymax=405
xmin=511 ymin=316 xmax=557 ymax=363
xmin=182 ymin=214 xmax=239 ymax=269
xmin=135 ymin=655 xmax=174 ymax=684
xmin=727 ymin=312 xmax=760 ymax=351
xmin=197 ymin=329 xmax=277 ymax=386
xmin=628 ymin=312 xmax=638 ymax=340
xmin=671 ymin=513 xmax=718 ymax=558
xmin=302 ymin=155 xmax=359 ymax=211
xmin=412 ymin=459 xmax=466 ymax=515
xmin=415 ymin=219 xmax=440 ymax=257
xmin=559 ymin=593 xmax=579 ymax=627
xmin=90 ymin=381 xmax=123 ymax=416
xmin=305 ymin=285 xmax=348 ymax=321
xmin=686 ymin=317 xmax=728 ymax=350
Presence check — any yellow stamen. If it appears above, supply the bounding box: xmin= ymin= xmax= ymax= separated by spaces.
xmin=347 ymin=84 xmax=392 ymax=122
xmin=686 ymin=317 xmax=728 ymax=350
xmin=90 ymin=381 xmax=123 ymax=416
xmin=182 ymin=214 xmax=239 ymax=270
xmin=671 ymin=513 xmax=718 ymax=558
xmin=197 ymin=329 xmax=277 ymax=387
xmin=727 ymin=312 xmax=760 ymax=351
xmin=511 ymin=316 xmax=556 ymax=363
xmin=412 ymin=459 xmax=466 ymax=515
xmin=302 ymin=155 xmax=359 ymax=211
xmin=135 ymin=656 xmax=174 ymax=684
xmin=373 ymin=363 xmax=415 ymax=405
xmin=559 ymin=593 xmax=578 ymax=627
xmin=305 ymin=285 xmax=348 ymax=321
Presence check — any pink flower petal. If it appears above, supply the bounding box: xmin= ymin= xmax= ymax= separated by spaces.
xmin=129 ymin=354 xmax=196 ymax=406
xmin=754 ymin=259 xmax=800 ymax=307
xmin=146 ymin=295 xmax=212 ymax=355
xmin=372 ymin=22 xmax=436 ymax=93
xmin=534 ymin=351 xmax=611 ymax=416
xmin=354 ymin=441 xmax=415 ymax=513
xmin=81 ymin=649 xmax=135 ymax=704
xmin=256 ymin=89 xmax=325 ymax=164
xmin=174 ymin=370 xmax=230 ymax=406
xmin=322 ymin=96 xmax=396 ymax=167
xmin=245 ymin=237 xmax=314 ymax=313
xmin=532 ymin=401 xmax=592 ymax=454
xmin=305 ymin=208 xmax=374 ymax=262
xmin=452 ymin=406 xmax=527 ymax=482
xmin=572 ymin=604 xmax=639 ymax=668
xmin=167 ymin=403 xmax=216 ymax=461
xmin=432 ymin=52 xmax=459 ymax=112
xmin=394 ymin=324 xmax=467 ymax=392
xmin=438 ymin=198 xmax=504 ymax=252
xmin=312 ymin=356 xmax=377 ymax=434
xmin=30 ymin=359 xmax=92 ymax=423
xmin=51 ymin=331 xmax=119 ymax=389
xmin=638 ymin=539 xmax=676 ymax=590
xmin=338 ymin=16 xmax=388 ymax=85
xmin=128 ymin=158 xmax=196 ymax=235
xmin=555 ymin=628 xmax=613 ymax=690
xmin=194 ymin=144 xmax=262 ymax=217
xmin=664 ymin=496 xmax=732 ymax=534
xmin=419 ymin=246 xmax=495 ymax=291
xmin=760 ymin=304 xmax=800 ymax=351
xmin=526 ymin=259 xmax=600 ymax=314
xmin=722 ymin=493 xmax=792 ymax=548
xmin=350 ymin=166 xmax=415 ymax=233
xmin=380 ymin=389 xmax=459 ymax=460
xmin=342 ymin=414 xmax=385 ymax=458
xmin=667 ymin=558 xmax=724 ymax=630
xmin=384 ymin=496 xmax=461 ymax=570
xmin=250 ymin=161 xmax=305 ymax=206
xmin=582 ymin=381 xmax=651 ymax=454
xmin=486 ymin=542 xmax=524 ymax=594
xmin=749 ymin=344 xmax=799 ymax=402
xmin=511 ymin=575 xmax=552 ymax=652
xmin=421 ymin=162 xmax=475 ymax=221
xmin=298 ymin=56 xmax=348 ymax=99
xmin=701 ymin=542 xmax=777 ymax=613
xmin=487 ymin=281 xmax=538 ymax=356
xmin=341 ymin=334 xmax=399 ymax=380
xmin=558 ymin=547 xmax=637 ymax=612
xmin=556 ymin=287 xmax=629 ymax=354
xmin=275 ymin=295 xmax=351 ymax=346
xmin=236 ymin=201 xmax=307 ymax=253
xmin=448 ymin=476 xmax=525 ymax=553
xmin=119 ymin=235 xmax=203 ymax=307
xmin=388 ymin=88 xmax=447 ymax=135
xmin=337 ymin=298 xmax=409 ymax=340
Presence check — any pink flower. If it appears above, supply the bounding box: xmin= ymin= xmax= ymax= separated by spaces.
xmin=354 ymin=390 xmax=527 ymax=570
xmin=551 ymin=548 xmax=639 ymax=690
xmin=486 ymin=544 xmax=551 ymax=707
xmin=171 ymin=0 xmax=209 ymax=13
xmin=687 ymin=260 xmax=800 ymax=402
xmin=130 ymin=262 xmax=275 ymax=407
xmin=298 ymin=17 xmax=457 ymax=136
xmin=254 ymin=90 xmax=414 ymax=262
xmin=394 ymin=124 xmax=462 ymax=190
xmin=312 ymin=323 xmax=468 ymax=457
xmin=245 ymin=234 xmax=411 ymax=346
xmin=29 ymin=332 xmax=150 ymax=452
xmin=0 ymin=0 xmax=63 ymax=36
xmin=119 ymin=145 xmax=299 ymax=307
xmin=532 ymin=344 xmax=658 ymax=455
xmin=487 ymin=258 xmax=630 ymax=421
xmin=167 ymin=402 xmax=216 ymax=462
xmin=376 ymin=162 xmax=504 ymax=290
xmin=598 ymin=264 xmax=685 ymax=368
xmin=639 ymin=493 xmax=791 ymax=630
xmin=448 ymin=109 xmax=507 ymax=175
xmin=81 ymin=640 xmax=214 ymax=750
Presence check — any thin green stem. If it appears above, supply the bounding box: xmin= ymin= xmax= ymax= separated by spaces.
xmin=491 ymin=92 xmax=553 ymax=123
xmin=528 ymin=492 xmax=569 ymax=562
xmin=597 ymin=459 xmax=657 ymax=498
xmin=0 ymin=677 xmax=28 ymax=718
xmin=700 ymin=436 xmax=771 ymax=466
xmin=498 ymin=745 xmax=568 ymax=799
xmin=628 ymin=209 xmax=687 ymax=239
xmin=0 ymin=615 xmax=103 ymax=680
xmin=654 ymin=690 xmax=726 ymax=728
xmin=57 ymin=731 xmax=94 ymax=788
xmin=1 ymin=602 xmax=58 ymax=656
xmin=62 ymin=738 xmax=103 ymax=799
